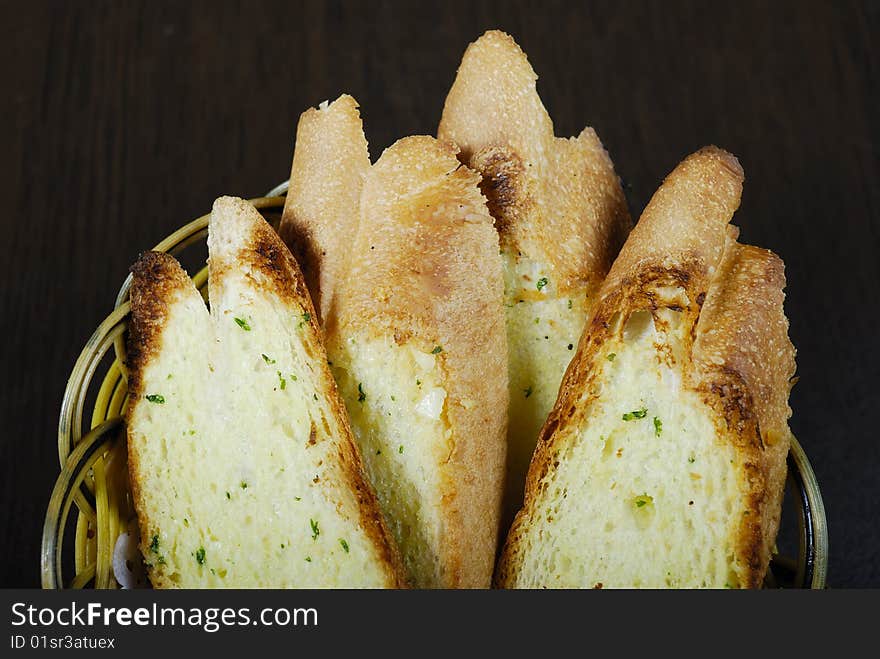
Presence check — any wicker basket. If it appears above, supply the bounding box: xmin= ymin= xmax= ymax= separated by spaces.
xmin=41 ymin=183 xmax=829 ymax=589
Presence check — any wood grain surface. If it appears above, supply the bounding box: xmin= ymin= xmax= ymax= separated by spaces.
xmin=1 ymin=0 xmax=877 ymax=587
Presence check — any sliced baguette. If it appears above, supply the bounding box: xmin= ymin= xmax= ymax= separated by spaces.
xmin=126 ymin=196 xmax=405 ymax=588
xmin=280 ymin=117 xmax=507 ymax=587
xmin=438 ymin=30 xmax=632 ymax=525
xmin=496 ymin=147 xmax=796 ymax=589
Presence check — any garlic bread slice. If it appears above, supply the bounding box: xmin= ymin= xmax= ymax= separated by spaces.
xmin=438 ymin=30 xmax=632 ymax=524
xmin=329 ymin=136 xmax=507 ymax=588
xmin=126 ymin=196 xmax=404 ymax=588
xmin=496 ymin=147 xmax=795 ymax=589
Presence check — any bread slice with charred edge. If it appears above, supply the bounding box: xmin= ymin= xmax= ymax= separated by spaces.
xmin=438 ymin=30 xmax=632 ymax=526
xmin=280 ymin=111 xmax=508 ymax=587
xmin=496 ymin=147 xmax=795 ymax=589
xmin=126 ymin=196 xmax=405 ymax=588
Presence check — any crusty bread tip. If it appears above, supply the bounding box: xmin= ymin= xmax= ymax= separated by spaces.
xmin=280 ymin=94 xmax=371 ymax=327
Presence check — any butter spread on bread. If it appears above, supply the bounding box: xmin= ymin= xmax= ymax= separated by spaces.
xmin=438 ymin=30 xmax=632 ymax=526
xmin=496 ymin=147 xmax=795 ymax=588
xmin=281 ymin=110 xmax=507 ymax=587
xmin=126 ymin=196 xmax=405 ymax=588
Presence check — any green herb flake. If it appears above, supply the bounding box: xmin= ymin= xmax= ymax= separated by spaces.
xmin=195 ymin=547 xmax=206 ymax=565
xmin=567 ymin=299 xmax=573 ymax=310
xmin=536 ymin=277 xmax=549 ymax=291
xmin=310 ymin=518 xmax=320 ymax=541
xmin=226 ymin=491 xmax=231 ymax=500
xmin=688 ymin=456 xmax=696 ymax=464
xmin=431 ymin=345 xmax=443 ymax=354
xmin=634 ymin=494 xmax=653 ymax=508
xmin=305 ymin=556 xmax=312 ymax=563
xmin=416 ymin=379 xmax=422 ymax=387
xmin=277 ymin=371 xmax=286 ymax=390
xmin=524 ymin=386 xmax=533 ymax=398
xmin=398 ymin=445 xmax=404 ymax=454
xmin=145 ymin=394 xmax=165 ymax=404
xmin=234 ymin=317 xmax=251 ymax=331
xmin=240 ymin=481 xmax=248 ymax=490
xmin=339 ymin=539 xmax=350 ymax=553
xmin=357 ymin=382 xmax=366 ymax=402
xmin=622 ymin=407 xmax=648 ymax=421
xmin=294 ymin=496 xmax=301 ymax=501
xmin=302 ymin=312 xmax=311 ymax=323
xmin=607 ymin=353 xmax=616 ymax=362
xmin=149 ymin=534 xmax=160 ymax=553
xmin=653 ymin=417 xmax=663 ymax=437
xmin=262 ymin=353 xmax=276 ymax=365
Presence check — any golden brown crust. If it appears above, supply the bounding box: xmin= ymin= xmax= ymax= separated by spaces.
xmin=693 ymin=242 xmax=795 ymax=585
xmin=279 ymin=95 xmax=370 ymax=325
xmin=438 ymin=29 xmax=631 ymax=291
xmin=335 ymin=136 xmax=508 ymax=587
xmin=497 ymin=147 xmax=795 ymax=588
xmin=596 ymin=146 xmax=744 ymax=300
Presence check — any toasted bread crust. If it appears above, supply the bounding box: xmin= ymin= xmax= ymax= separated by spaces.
xmin=126 ymin=251 xmax=201 ymax=589
xmin=438 ymin=30 xmax=631 ymax=291
xmin=279 ymin=95 xmax=370 ymax=325
xmin=127 ymin=198 xmax=407 ymax=588
xmin=693 ymin=242 xmax=794 ymax=582
xmin=335 ymin=137 xmax=508 ymax=587
xmin=497 ymin=147 xmax=795 ymax=588
xmin=126 ymin=251 xmax=195 ymax=405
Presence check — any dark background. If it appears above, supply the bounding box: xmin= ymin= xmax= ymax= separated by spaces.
xmin=1 ymin=0 xmax=877 ymax=588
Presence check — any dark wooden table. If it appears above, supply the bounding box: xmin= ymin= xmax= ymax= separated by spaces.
xmin=1 ymin=0 xmax=877 ymax=588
